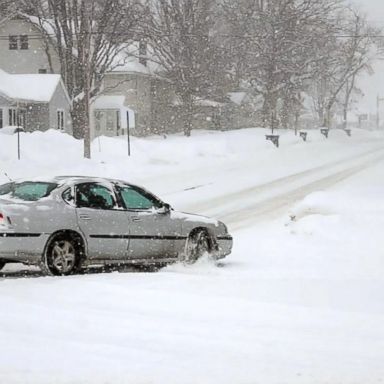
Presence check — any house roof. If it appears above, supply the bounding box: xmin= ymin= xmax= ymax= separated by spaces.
xmin=20 ymin=14 xmax=162 ymax=78
xmin=110 ymin=43 xmax=163 ymax=76
xmin=172 ymin=96 xmax=225 ymax=108
xmin=228 ymin=92 xmax=248 ymax=105
xmin=0 ymin=69 xmax=63 ymax=103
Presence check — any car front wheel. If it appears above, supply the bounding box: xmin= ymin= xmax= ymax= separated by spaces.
xmin=185 ymin=230 xmax=211 ymax=263
xmin=43 ymin=235 xmax=81 ymax=276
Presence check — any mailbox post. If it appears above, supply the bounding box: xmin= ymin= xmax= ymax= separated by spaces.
xmin=127 ymin=111 xmax=131 ymax=157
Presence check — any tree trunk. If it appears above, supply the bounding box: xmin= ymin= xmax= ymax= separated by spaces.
xmin=262 ymin=92 xmax=277 ymax=132
xmin=324 ymin=107 xmax=332 ymax=129
xmin=343 ymin=76 xmax=356 ymax=130
xmin=294 ymin=112 xmax=299 ymax=135
xmin=71 ymin=100 xmax=86 ymax=139
xmin=280 ymin=95 xmax=291 ymax=130
xmin=182 ymin=93 xmax=194 ymax=137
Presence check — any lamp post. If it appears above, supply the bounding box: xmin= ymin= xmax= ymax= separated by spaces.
xmin=16 ymin=100 xmax=20 ymax=160
xmin=127 ymin=111 xmax=131 ymax=157
xmin=376 ymin=94 xmax=384 ymax=129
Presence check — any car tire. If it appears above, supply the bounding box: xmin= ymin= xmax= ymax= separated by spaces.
xmin=184 ymin=230 xmax=212 ymax=264
xmin=42 ymin=235 xmax=82 ymax=276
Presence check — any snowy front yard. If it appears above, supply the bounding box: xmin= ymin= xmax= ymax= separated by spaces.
xmin=1 ymin=128 xmax=384 ymax=383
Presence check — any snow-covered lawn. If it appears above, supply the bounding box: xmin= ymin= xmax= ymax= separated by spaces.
xmin=1 ymin=127 xmax=384 ymax=383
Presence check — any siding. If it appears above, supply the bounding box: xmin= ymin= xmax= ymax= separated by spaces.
xmin=0 ymin=97 xmax=49 ymax=130
xmin=102 ymin=73 xmax=152 ymax=135
xmin=49 ymin=83 xmax=72 ymax=134
xmin=0 ymin=18 xmax=60 ymax=74
xmin=24 ymin=103 xmax=50 ymax=132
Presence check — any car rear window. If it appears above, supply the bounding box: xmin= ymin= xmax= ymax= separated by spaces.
xmin=0 ymin=182 xmax=58 ymax=201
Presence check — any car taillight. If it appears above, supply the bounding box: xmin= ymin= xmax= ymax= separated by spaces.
xmin=0 ymin=213 xmax=7 ymax=227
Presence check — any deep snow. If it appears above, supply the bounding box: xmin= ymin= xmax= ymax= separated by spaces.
xmin=1 ymin=127 xmax=384 ymax=383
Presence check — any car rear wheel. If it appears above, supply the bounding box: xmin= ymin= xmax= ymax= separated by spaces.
xmin=43 ymin=235 xmax=81 ymax=276
xmin=185 ymin=230 xmax=211 ymax=263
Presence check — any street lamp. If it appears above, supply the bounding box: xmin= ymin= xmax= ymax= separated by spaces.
xmin=377 ymin=94 xmax=384 ymax=129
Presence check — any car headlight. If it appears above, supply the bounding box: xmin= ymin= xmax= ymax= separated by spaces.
xmin=219 ymin=221 xmax=229 ymax=235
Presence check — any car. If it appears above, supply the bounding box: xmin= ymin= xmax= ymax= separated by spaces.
xmin=0 ymin=176 xmax=233 ymax=275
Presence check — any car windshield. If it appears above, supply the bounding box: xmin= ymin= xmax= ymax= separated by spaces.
xmin=0 ymin=181 xmax=58 ymax=201
xmin=116 ymin=184 xmax=164 ymax=210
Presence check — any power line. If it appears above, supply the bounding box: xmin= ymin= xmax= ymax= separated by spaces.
xmin=0 ymin=31 xmax=383 ymax=42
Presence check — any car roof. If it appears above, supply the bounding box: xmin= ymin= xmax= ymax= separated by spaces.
xmin=7 ymin=176 xmax=132 ymax=186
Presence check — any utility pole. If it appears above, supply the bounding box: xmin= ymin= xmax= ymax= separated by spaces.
xmin=16 ymin=99 xmax=20 ymax=160
xmin=376 ymin=94 xmax=384 ymax=130
xmin=83 ymin=13 xmax=91 ymax=159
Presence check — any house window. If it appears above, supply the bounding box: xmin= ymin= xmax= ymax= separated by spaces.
xmin=95 ymin=111 xmax=102 ymax=131
xmin=0 ymin=110 xmax=3 ymax=128
xmin=9 ymin=109 xmax=25 ymax=127
xmin=94 ymin=109 xmax=120 ymax=135
xmin=106 ymin=111 xmax=115 ymax=131
xmin=57 ymin=110 xmax=65 ymax=131
xmin=20 ymin=35 xmax=29 ymax=50
xmin=9 ymin=35 xmax=18 ymax=50
xmin=18 ymin=110 xmax=25 ymax=127
xmin=9 ymin=109 xmax=18 ymax=125
xmin=38 ymin=69 xmax=47 ymax=74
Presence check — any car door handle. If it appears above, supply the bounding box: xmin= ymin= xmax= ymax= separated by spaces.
xmin=79 ymin=214 xmax=92 ymax=221
xmin=131 ymin=216 xmax=141 ymax=222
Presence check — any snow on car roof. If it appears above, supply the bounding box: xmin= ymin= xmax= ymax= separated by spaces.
xmin=0 ymin=69 xmax=62 ymax=103
xmin=8 ymin=176 xmax=134 ymax=186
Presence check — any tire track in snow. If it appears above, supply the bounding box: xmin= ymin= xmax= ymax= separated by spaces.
xmin=184 ymin=148 xmax=384 ymax=230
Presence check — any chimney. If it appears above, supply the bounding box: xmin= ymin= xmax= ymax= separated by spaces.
xmin=139 ymin=40 xmax=147 ymax=67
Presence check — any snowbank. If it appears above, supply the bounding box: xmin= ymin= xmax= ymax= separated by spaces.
xmin=1 ymin=127 xmax=384 ymax=383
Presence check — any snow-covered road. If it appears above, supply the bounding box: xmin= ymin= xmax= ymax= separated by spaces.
xmin=1 ymin=128 xmax=384 ymax=383
xmin=166 ymin=142 xmax=384 ymax=230
xmin=218 ymin=147 xmax=384 ymax=229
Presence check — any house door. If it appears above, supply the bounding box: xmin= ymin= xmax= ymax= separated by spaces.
xmin=94 ymin=109 xmax=120 ymax=136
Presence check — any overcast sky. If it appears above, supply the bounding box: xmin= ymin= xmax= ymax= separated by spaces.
xmin=352 ymin=0 xmax=384 ymax=116
xmin=354 ymin=0 xmax=384 ymax=21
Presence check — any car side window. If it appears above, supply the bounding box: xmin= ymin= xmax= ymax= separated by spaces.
xmin=76 ymin=183 xmax=116 ymax=210
xmin=119 ymin=186 xmax=161 ymax=210
xmin=62 ymin=187 xmax=75 ymax=205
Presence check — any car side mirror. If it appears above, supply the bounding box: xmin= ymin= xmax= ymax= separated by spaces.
xmin=157 ymin=203 xmax=171 ymax=214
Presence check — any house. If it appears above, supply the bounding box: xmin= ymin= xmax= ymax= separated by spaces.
xmin=0 ymin=15 xmax=166 ymax=137
xmin=0 ymin=69 xmax=72 ymax=134
xmin=0 ymin=15 xmax=234 ymax=137
xmin=98 ymin=51 xmax=160 ymax=136
xmin=226 ymin=91 xmax=262 ymax=129
xmin=90 ymin=95 xmax=135 ymax=139
xmin=0 ymin=15 xmax=60 ymax=74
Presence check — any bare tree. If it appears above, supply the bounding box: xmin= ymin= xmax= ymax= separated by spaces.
xmin=221 ymin=0 xmax=342 ymax=131
xmin=309 ymin=7 xmax=375 ymax=128
xmin=146 ymin=0 xmax=221 ymax=136
xmin=18 ymin=0 xmax=146 ymax=158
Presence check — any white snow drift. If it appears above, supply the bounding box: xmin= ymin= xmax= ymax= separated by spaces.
xmin=1 ymin=127 xmax=384 ymax=384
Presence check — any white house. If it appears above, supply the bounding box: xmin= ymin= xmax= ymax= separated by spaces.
xmin=0 ymin=69 xmax=72 ymax=133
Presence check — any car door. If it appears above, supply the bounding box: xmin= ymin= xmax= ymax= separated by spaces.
xmin=75 ymin=182 xmax=129 ymax=260
xmin=116 ymin=184 xmax=182 ymax=260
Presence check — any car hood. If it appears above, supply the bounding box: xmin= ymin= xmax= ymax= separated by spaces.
xmin=170 ymin=210 xmax=220 ymax=226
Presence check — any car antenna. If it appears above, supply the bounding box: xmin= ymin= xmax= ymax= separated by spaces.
xmin=3 ymin=172 xmax=12 ymax=182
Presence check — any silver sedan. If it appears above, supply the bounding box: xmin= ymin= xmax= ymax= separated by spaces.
xmin=0 ymin=176 xmax=233 ymax=275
